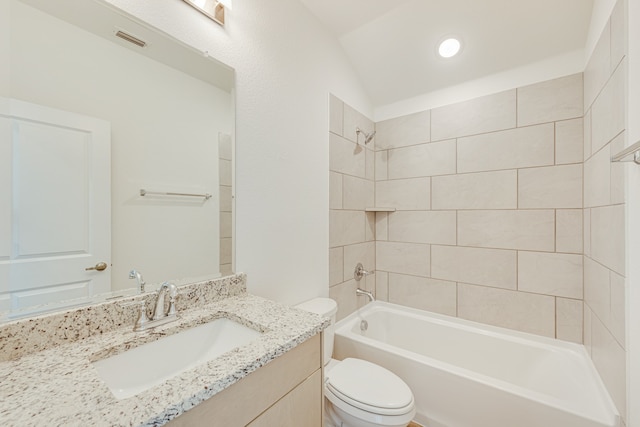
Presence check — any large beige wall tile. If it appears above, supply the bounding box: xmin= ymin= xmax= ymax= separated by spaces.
xmin=220 ymin=237 xmax=232 ymax=265
xmin=365 ymin=212 xmax=376 ymax=242
xmin=343 ymin=175 xmax=374 ymax=210
xmin=431 ymin=90 xmax=516 ymax=140
xmin=376 ymin=271 xmax=389 ymax=302
xmin=610 ymin=0 xmax=626 ymax=71
xmin=610 ymin=270 xmax=626 ymax=348
xmin=388 ymin=140 xmax=456 ymax=179
xmin=555 ymin=118 xmax=584 ymax=165
xmin=591 ymin=204 xmax=625 ymax=275
xmin=376 ymin=110 xmax=430 ymax=150
xmin=329 ymin=247 xmax=344 ymax=286
xmin=219 ymin=159 xmax=232 ymax=186
xmin=458 ymin=283 xmax=555 ymax=337
xmin=220 ymin=185 xmax=232 ymax=212
xmin=591 ymin=315 xmax=627 ymax=417
xmin=518 ymin=252 xmax=583 ymax=299
xmin=584 ymin=306 xmax=593 ymax=355
xmin=584 ymin=20 xmax=611 ymax=110
xmin=518 ymin=164 xmax=582 ymax=209
xmin=343 ymin=103 xmax=374 ymax=146
xmin=457 ymin=210 xmax=555 ymax=251
xmin=329 ymin=94 xmax=344 ymax=136
xmin=517 ymin=74 xmax=583 ymax=126
xmin=375 ymin=151 xmax=388 ymax=181
xmin=556 ymin=298 xmax=583 ymax=343
xmin=584 ymin=109 xmax=592 ymax=160
xmin=366 ymin=148 xmax=375 ymax=181
xmin=329 ymin=172 xmax=342 ymax=210
xmin=376 ymin=241 xmax=430 ymax=277
xmin=457 ymin=124 xmax=554 ymax=173
xmin=330 ymin=133 xmax=366 ymax=177
xmin=388 ymin=273 xmax=456 ymax=315
xmin=432 ymin=170 xmax=516 ymax=210
xmin=610 ymin=132 xmax=626 ymax=205
xmin=584 ymin=144 xmax=611 ymax=208
xmin=556 ymin=209 xmax=583 ymax=254
xmin=343 ymin=242 xmax=375 ymax=282
xmin=584 ymin=255 xmax=612 ymax=328
xmin=388 ymin=211 xmax=457 ymax=245
xmin=591 ymin=61 xmax=626 ymax=154
xmin=375 ymin=178 xmax=430 ymax=210
xmin=329 ymin=210 xmax=365 ymax=248
xmin=584 ymin=209 xmax=591 ymax=256
xmin=220 ymin=212 xmax=232 ymax=238
xmin=329 ymin=279 xmax=358 ymax=321
xmin=431 ymin=245 xmax=516 ymax=289
xmin=375 ymin=212 xmax=388 ymax=241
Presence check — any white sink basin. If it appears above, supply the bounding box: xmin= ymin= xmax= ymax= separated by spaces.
xmin=92 ymin=318 xmax=262 ymax=399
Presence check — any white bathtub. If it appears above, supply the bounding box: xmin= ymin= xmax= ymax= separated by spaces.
xmin=333 ymin=301 xmax=619 ymax=427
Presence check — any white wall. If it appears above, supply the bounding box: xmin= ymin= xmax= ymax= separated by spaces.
xmin=103 ymin=0 xmax=373 ymax=304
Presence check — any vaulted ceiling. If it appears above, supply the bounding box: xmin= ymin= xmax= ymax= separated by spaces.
xmin=299 ymin=0 xmax=594 ymax=108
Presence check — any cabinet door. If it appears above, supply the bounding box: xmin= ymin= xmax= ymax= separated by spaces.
xmin=247 ymin=370 xmax=322 ymax=427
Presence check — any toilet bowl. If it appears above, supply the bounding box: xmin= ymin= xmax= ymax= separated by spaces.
xmin=296 ymin=298 xmax=416 ymax=427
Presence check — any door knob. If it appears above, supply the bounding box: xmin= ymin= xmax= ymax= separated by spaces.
xmin=86 ymin=262 xmax=108 ymax=271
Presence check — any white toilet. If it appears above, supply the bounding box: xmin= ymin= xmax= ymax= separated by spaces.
xmin=296 ymin=298 xmax=416 ymax=427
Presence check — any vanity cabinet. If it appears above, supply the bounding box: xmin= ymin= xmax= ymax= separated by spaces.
xmin=167 ymin=333 xmax=323 ymax=427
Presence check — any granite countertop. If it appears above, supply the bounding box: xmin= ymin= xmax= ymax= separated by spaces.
xmin=0 ymin=293 xmax=328 ymax=427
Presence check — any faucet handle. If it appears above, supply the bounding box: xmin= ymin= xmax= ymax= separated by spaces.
xmin=120 ymin=299 xmax=150 ymax=331
xmin=166 ymin=283 xmax=178 ymax=317
xmin=128 ymin=269 xmax=146 ymax=293
xmin=354 ymin=263 xmax=374 ymax=281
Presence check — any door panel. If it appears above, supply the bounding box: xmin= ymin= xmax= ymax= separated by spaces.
xmin=14 ymin=120 xmax=89 ymax=256
xmin=0 ymin=97 xmax=111 ymax=314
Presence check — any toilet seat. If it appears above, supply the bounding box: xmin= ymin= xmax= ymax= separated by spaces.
xmin=325 ymin=358 xmax=414 ymax=417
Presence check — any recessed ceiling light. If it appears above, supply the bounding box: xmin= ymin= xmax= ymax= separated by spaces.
xmin=438 ymin=37 xmax=462 ymax=58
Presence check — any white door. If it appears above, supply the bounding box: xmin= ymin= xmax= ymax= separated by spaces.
xmin=0 ymin=97 xmax=110 ymax=314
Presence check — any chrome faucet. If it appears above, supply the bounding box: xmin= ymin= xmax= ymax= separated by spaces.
xmin=356 ymin=288 xmax=375 ymax=303
xmin=354 ymin=263 xmax=374 ymax=281
xmin=151 ymin=282 xmax=178 ymax=321
xmin=122 ymin=279 xmax=178 ymax=332
xmin=129 ymin=269 xmax=146 ymax=293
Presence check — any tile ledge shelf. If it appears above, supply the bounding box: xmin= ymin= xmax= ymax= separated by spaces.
xmin=365 ymin=207 xmax=397 ymax=212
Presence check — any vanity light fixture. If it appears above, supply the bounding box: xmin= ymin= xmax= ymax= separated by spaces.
xmin=181 ymin=0 xmax=232 ymax=26
xmin=437 ymin=37 xmax=462 ymax=59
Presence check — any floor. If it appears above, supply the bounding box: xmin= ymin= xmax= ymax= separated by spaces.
xmin=408 ymin=422 xmax=423 ymax=427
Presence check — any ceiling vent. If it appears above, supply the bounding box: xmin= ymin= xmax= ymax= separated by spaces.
xmin=115 ymin=30 xmax=147 ymax=48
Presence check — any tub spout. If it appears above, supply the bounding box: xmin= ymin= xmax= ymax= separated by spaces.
xmin=356 ymin=288 xmax=375 ymax=303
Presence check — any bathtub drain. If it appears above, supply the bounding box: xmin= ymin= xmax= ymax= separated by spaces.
xmin=360 ymin=320 xmax=368 ymax=331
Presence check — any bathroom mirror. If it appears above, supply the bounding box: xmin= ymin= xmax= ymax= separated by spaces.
xmin=0 ymin=0 xmax=235 ymax=320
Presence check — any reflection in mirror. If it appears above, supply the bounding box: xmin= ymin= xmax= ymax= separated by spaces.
xmin=0 ymin=0 xmax=235 ymax=320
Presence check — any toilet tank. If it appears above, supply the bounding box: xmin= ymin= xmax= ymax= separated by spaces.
xmin=295 ymin=298 xmax=337 ymax=364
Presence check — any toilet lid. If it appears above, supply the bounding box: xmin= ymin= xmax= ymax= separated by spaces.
xmin=325 ymin=358 xmax=414 ymax=415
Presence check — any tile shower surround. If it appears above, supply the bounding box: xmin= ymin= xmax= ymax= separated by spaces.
xmin=330 ymin=73 xmax=585 ymax=341
xmin=330 ymin=2 xmax=628 ymax=416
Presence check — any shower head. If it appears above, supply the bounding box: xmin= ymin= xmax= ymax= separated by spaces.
xmin=356 ymin=127 xmax=376 ymax=145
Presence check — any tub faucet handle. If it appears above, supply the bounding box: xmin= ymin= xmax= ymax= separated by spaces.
xmin=354 ymin=263 xmax=374 ymax=281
